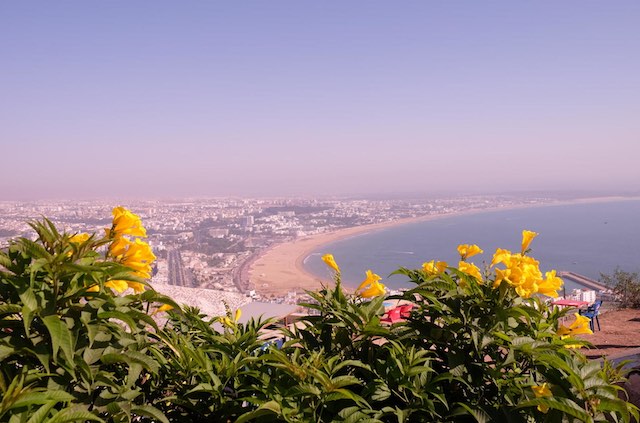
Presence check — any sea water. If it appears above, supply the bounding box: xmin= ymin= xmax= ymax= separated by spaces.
xmin=303 ymin=199 xmax=640 ymax=292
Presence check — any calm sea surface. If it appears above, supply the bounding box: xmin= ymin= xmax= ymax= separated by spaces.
xmin=303 ymin=199 xmax=640 ymax=293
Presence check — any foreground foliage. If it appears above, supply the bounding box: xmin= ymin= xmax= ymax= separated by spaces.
xmin=1 ymin=210 xmax=638 ymax=422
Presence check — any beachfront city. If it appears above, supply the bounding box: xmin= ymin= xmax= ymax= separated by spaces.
xmin=0 ymin=192 xmax=617 ymax=316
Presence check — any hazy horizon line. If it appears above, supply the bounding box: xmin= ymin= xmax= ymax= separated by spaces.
xmin=2 ymin=189 xmax=639 ymax=203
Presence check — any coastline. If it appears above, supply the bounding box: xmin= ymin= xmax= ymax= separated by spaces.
xmin=248 ymin=196 xmax=640 ymax=297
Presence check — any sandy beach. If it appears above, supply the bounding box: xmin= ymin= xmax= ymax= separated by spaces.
xmin=249 ymin=216 xmax=438 ymax=297
xmin=249 ymin=196 xmax=639 ymax=297
xmin=249 ymin=206 xmax=513 ymax=297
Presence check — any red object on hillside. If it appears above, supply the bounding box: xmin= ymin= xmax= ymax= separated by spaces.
xmin=381 ymin=304 xmax=416 ymax=324
xmin=552 ymin=299 xmax=589 ymax=308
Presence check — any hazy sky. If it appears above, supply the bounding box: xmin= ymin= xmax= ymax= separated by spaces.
xmin=1 ymin=2 xmax=639 ymax=200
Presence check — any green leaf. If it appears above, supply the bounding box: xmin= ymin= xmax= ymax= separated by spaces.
xmin=101 ymin=351 xmax=159 ymax=373
xmin=0 ymin=345 xmax=14 ymax=361
xmin=26 ymin=401 xmax=57 ymax=423
xmin=370 ymin=383 xmax=391 ymax=402
xmin=595 ymin=397 xmax=630 ymax=420
xmin=517 ymin=398 xmax=593 ymax=422
xmin=82 ymin=346 xmax=105 ymax=365
xmin=451 ymin=403 xmax=491 ymax=423
xmin=22 ymin=304 xmax=35 ymax=336
xmin=338 ymin=406 xmax=378 ymax=423
xmin=131 ymin=405 xmax=169 ymax=423
xmin=97 ymin=311 xmax=137 ymax=332
xmin=42 ymin=315 xmax=75 ymax=364
xmin=235 ymin=400 xmax=282 ymax=423
xmin=0 ymin=252 xmax=12 ymax=269
xmin=0 ymin=304 xmax=22 ymax=316
xmin=324 ymin=388 xmax=368 ymax=405
xmin=47 ymin=408 xmax=104 ymax=423
xmin=11 ymin=391 xmax=74 ymax=409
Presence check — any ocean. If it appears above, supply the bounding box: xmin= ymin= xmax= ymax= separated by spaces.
xmin=303 ymin=199 xmax=640 ymax=293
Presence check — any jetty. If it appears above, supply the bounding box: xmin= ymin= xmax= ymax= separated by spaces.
xmin=558 ymin=271 xmax=609 ymax=291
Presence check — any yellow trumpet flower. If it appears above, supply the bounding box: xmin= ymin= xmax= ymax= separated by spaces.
xmin=356 ymin=270 xmax=386 ymax=298
xmin=356 ymin=270 xmax=382 ymax=291
xmin=532 ymin=383 xmax=552 ymax=413
xmin=458 ymin=261 xmax=482 ymax=281
xmin=358 ymin=280 xmax=386 ymax=298
xmin=321 ymin=254 xmax=340 ymax=274
xmin=69 ymin=233 xmax=90 ymax=244
xmin=521 ymin=230 xmax=538 ymax=254
xmin=557 ymin=313 xmax=593 ymax=337
xmin=457 ymin=244 xmax=483 ymax=260
xmin=108 ymin=206 xmax=147 ymax=238
xmin=422 ymin=260 xmax=448 ymax=275
xmin=152 ymin=304 xmax=174 ymax=316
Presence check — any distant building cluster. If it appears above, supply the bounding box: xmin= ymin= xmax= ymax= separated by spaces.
xmin=0 ymin=194 xmax=557 ymax=305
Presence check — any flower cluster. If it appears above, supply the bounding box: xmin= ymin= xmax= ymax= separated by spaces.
xmin=106 ymin=206 xmax=147 ymax=238
xmin=420 ymin=230 xmax=563 ymax=299
xmin=321 ymin=254 xmax=387 ymax=298
xmin=356 ymin=269 xmax=385 ymax=298
xmin=490 ymin=231 xmax=562 ymax=298
xmin=557 ymin=313 xmax=593 ymax=338
xmin=455 ymin=244 xmax=484 ymax=283
xmin=102 ymin=207 xmax=156 ymax=293
xmin=422 ymin=260 xmax=447 ymax=275
xmin=323 ymin=230 xmax=564 ymax=300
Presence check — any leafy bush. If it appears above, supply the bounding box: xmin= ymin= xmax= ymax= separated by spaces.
xmin=600 ymin=268 xmax=640 ymax=308
xmin=1 ymin=212 xmax=638 ymax=422
xmin=0 ymin=212 xmax=176 ymax=422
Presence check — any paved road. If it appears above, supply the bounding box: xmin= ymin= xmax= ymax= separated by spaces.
xmin=233 ymin=251 xmax=260 ymax=294
xmin=167 ymin=249 xmax=195 ymax=287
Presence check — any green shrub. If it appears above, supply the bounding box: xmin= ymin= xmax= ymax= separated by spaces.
xmin=601 ymin=268 xmax=640 ymax=308
xmin=0 ymin=213 xmax=176 ymax=422
xmin=1 ymin=212 xmax=638 ymax=422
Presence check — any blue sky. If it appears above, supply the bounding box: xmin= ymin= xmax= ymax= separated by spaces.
xmin=1 ymin=2 xmax=639 ymax=199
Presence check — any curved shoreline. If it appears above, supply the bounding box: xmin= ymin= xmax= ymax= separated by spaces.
xmin=248 ymin=196 xmax=639 ymax=297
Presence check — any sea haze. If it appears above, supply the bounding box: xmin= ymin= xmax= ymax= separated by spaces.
xmin=304 ymin=199 xmax=640 ymax=293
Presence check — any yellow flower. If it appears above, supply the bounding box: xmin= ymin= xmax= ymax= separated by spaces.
xmin=359 ymin=280 xmax=386 ymax=298
xmin=321 ymin=254 xmax=340 ymax=274
xmin=356 ymin=270 xmax=382 ymax=291
xmin=490 ymin=248 xmax=512 ymax=267
xmin=119 ymin=239 xmax=156 ymax=279
xmin=104 ymin=279 xmax=145 ymax=294
xmin=69 ymin=233 xmax=90 ymax=244
xmin=489 ymin=232 xmax=559 ymax=298
xmin=563 ymin=342 xmax=584 ymax=349
xmin=493 ymin=267 xmax=510 ymax=288
xmin=223 ymin=308 xmax=243 ymax=326
xmin=108 ymin=236 xmax=131 ymax=258
xmin=458 ymin=261 xmax=482 ymax=281
xmin=105 ymin=280 xmax=129 ymax=293
xmin=521 ymin=230 xmax=538 ymax=254
xmin=422 ymin=260 xmax=448 ymax=275
xmin=86 ymin=284 xmax=100 ymax=292
xmin=108 ymin=206 xmax=147 ymax=238
xmin=532 ymin=383 xmax=552 ymax=413
xmin=127 ymin=281 xmax=146 ymax=293
xmin=537 ymin=270 xmax=563 ymax=298
xmin=491 ymin=250 xmax=543 ymax=298
xmin=557 ymin=313 xmax=593 ymax=337
xmin=152 ymin=304 xmax=174 ymax=315
xmin=357 ymin=270 xmax=386 ymax=298
xmin=125 ymin=239 xmax=156 ymax=262
xmin=457 ymin=244 xmax=483 ymax=260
